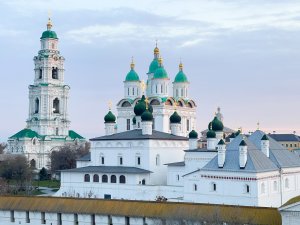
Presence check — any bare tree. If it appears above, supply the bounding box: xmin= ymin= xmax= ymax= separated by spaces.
xmin=0 ymin=143 xmax=7 ymax=154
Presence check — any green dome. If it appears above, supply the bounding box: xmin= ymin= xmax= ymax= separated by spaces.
xmin=41 ymin=30 xmax=58 ymax=39
xmin=207 ymin=129 xmax=216 ymax=138
xmin=104 ymin=111 xmax=116 ymax=123
xmin=141 ymin=109 xmax=153 ymax=121
xmin=189 ymin=130 xmax=198 ymax=139
xmin=132 ymin=116 xmax=136 ymax=124
xmin=134 ymin=95 xmax=153 ymax=116
xmin=174 ymin=71 xmax=188 ymax=83
xmin=148 ymin=58 xmax=159 ymax=74
xmin=211 ymin=116 xmax=224 ymax=131
xmin=125 ymin=69 xmax=140 ymax=82
xmin=170 ymin=111 xmax=181 ymax=124
xmin=153 ymin=66 xmax=168 ymax=79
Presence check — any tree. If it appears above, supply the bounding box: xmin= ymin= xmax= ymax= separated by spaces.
xmin=0 ymin=143 xmax=7 ymax=154
xmin=39 ymin=167 xmax=48 ymax=181
xmin=50 ymin=142 xmax=90 ymax=174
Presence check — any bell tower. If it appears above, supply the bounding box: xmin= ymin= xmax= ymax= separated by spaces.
xmin=27 ymin=18 xmax=70 ymax=136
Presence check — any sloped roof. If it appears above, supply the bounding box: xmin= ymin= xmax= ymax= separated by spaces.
xmin=60 ymin=166 xmax=152 ymax=174
xmin=165 ymin=161 xmax=185 ymax=167
xmin=77 ymin=152 xmax=91 ymax=161
xmin=269 ymin=134 xmax=300 ymax=142
xmin=90 ymin=129 xmax=188 ymax=141
xmin=202 ymin=130 xmax=300 ymax=173
xmin=68 ymin=130 xmax=85 ymax=140
xmin=9 ymin=129 xmax=41 ymax=139
xmin=0 ymin=196 xmax=281 ymax=224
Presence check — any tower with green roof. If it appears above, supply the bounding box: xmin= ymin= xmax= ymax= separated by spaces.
xmin=7 ymin=18 xmax=85 ymax=169
xmin=146 ymin=44 xmax=160 ymax=97
xmin=173 ymin=61 xmax=189 ymax=100
xmin=124 ymin=58 xmax=141 ymax=99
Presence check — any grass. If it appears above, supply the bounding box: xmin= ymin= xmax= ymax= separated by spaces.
xmin=32 ymin=180 xmax=60 ymax=188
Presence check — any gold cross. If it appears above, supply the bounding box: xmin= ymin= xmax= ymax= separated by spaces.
xmin=108 ymin=100 xmax=112 ymax=110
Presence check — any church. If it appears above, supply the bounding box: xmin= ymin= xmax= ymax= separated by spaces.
xmin=7 ymin=18 xmax=85 ymax=169
xmin=54 ymin=22 xmax=300 ymax=207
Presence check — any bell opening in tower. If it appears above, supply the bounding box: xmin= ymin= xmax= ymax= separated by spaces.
xmin=53 ymin=98 xmax=60 ymax=113
xmin=52 ymin=67 xmax=58 ymax=79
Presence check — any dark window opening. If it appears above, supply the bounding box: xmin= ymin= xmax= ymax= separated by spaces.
xmin=127 ymin=119 xmax=130 ymax=130
xmin=53 ymin=98 xmax=60 ymax=113
xmin=105 ymin=194 xmax=111 ymax=200
xmin=30 ymin=159 xmax=36 ymax=169
xmin=101 ymin=157 xmax=105 ymax=165
xmin=137 ymin=157 xmax=141 ymax=165
xmin=125 ymin=216 xmax=130 ymax=225
xmin=84 ymin=174 xmax=90 ymax=182
xmin=119 ymin=157 xmax=123 ymax=165
xmin=120 ymin=175 xmax=126 ymax=184
xmin=35 ymin=98 xmax=39 ymax=114
xmin=142 ymin=179 xmax=146 ymax=185
xmin=246 ymin=185 xmax=250 ymax=193
xmin=39 ymin=69 xmax=42 ymax=79
xmin=10 ymin=211 xmax=15 ymax=222
xmin=122 ymin=101 xmax=131 ymax=107
xmin=41 ymin=212 xmax=46 ymax=224
xmin=91 ymin=214 xmax=96 ymax=225
xmin=57 ymin=213 xmax=62 ymax=225
xmin=52 ymin=67 xmax=58 ymax=79
xmin=26 ymin=211 xmax=30 ymax=223
xmin=102 ymin=175 xmax=108 ymax=183
xmin=111 ymin=175 xmax=117 ymax=183
xmin=56 ymin=127 xmax=59 ymax=135
xmin=93 ymin=174 xmax=99 ymax=182
xmin=74 ymin=214 xmax=78 ymax=225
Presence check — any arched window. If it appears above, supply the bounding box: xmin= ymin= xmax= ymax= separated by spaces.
xmin=194 ymin=184 xmax=197 ymax=191
xmin=84 ymin=174 xmax=90 ymax=182
xmin=132 ymin=88 xmax=135 ymax=95
xmin=102 ymin=175 xmax=108 ymax=183
xmin=55 ymin=128 xmax=59 ymax=136
xmin=165 ymin=99 xmax=173 ymax=106
xmin=52 ymin=67 xmax=58 ymax=79
xmin=142 ymin=179 xmax=146 ymax=185
xmin=39 ymin=69 xmax=42 ymax=79
xmin=53 ymin=98 xmax=60 ymax=113
xmin=30 ymin=159 xmax=36 ymax=168
xmin=35 ymin=98 xmax=39 ymax=114
xmin=120 ymin=175 xmax=126 ymax=184
xmin=285 ymin=178 xmax=289 ymax=189
xmin=156 ymin=85 xmax=158 ymax=93
xmin=93 ymin=174 xmax=99 ymax=182
xmin=161 ymin=84 xmax=163 ymax=93
xmin=122 ymin=101 xmax=131 ymax=107
xmin=261 ymin=183 xmax=265 ymax=194
xmin=187 ymin=102 xmax=193 ymax=108
xmin=111 ymin=175 xmax=117 ymax=183
xmin=156 ymin=154 xmax=160 ymax=166
xmin=273 ymin=181 xmax=278 ymax=191
xmin=150 ymin=99 xmax=160 ymax=105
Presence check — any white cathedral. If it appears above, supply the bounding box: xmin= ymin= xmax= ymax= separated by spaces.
xmin=7 ymin=19 xmax=85 ymax=169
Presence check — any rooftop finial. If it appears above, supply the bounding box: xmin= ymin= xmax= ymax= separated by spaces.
xmin=145 ymin=97 xmax=149 ymax=110
xmin=154 ymin=40 xmax=159 ymax=55
xmin=179 ymin=58 xmax=183 ymax=71
xmin=47 ymin=10 xmax=52 ymax=30
xmin=108 ymin=100 xmax=112 ymax=110
xmin=257 ymin=121 xmax=260 ymax=130
xmin=130 ymin=56 xmax=135 ymax=70
xmin=158 ymin=56 xmax=163 ymax=66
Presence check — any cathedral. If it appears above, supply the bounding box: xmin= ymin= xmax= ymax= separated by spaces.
xmin=7 ymin=18 xmax=85 ymax=169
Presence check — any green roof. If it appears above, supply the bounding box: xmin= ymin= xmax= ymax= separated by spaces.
xmin=153 ymin=66 xmax=168 ymax=79
xmin=68 ymin=130 xmax=85 ymax=140
xmin=10 ymin=129 xmax=41 ymax=139
xmin=125 ymin=69 xmax=140 ymax=82
xmin=174 ymin=71 xmax=188 ymax=83
xmin=41 ymin=30 xmax=58 ymax=39
xmin=104 ymin=111 xmax=116 ymax=123
xmin=148 ymin=58 xmax=159 ymax=74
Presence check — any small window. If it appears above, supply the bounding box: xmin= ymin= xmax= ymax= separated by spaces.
xmin=137 ymin=156 xmax=141 ymax=165
xmin=161 ymin=84 xmax=163 ymax=93
xmin=53 ymin=98 xmax=60 ymax=113
xmin=35 ymin=98 xmax=39 ymax=114
xmin=56 ymin=127 xmax=59 ymax=135
xmin=93 ymin=174 xmax=99 ymax=182
xmin=120 ymin=175 xmax=126 ymax=184
xmin=101 ymin=156 xmax=105 ymax=165
xmin=194 ymin=184 xmax=197 ymax=191
xmin=211 ymin=182 xmax=216 ymax=192
xmin=132 ymin=87 xmax=135 ymax=95
xmin=142 ymin=179 xmax=146 ymax=185
xmin=128 ymin=88 xmax=129 ymax=96
xmin=52 ymin=67 xmax=58 ymax=79
xmin=111 ymin=175 xmax=117 ymax=183
xmin=84 ymin=174 xmax=90 ymax=182
xmin=245 ymin=184 xmax=250 ymax=193
xmin=119 ymin=156 xmax=123 ymax=165
xmin=285 ymin=178 xmax=289 ymax=189
xmin=176 ymin=175 xmax=180 ymax=181
xmin=102 ymin=175 xmax=108 ymax=183
xmin=290 ymin=144 xmax=293 ymax=147
xmin=39 ymin=69 xmax=42 ymax=79
xmin=156 ymin=154 xmax=160 ymax=166
xmin=261 ymin=183 xmax=265 ymax=194
xmin=187 ymin=119 xmax=190 ymax=131
xmin=26 ymin=211 xmax=30 ymax=223
xmin=127 ymin=119 xmax=130 ymax=131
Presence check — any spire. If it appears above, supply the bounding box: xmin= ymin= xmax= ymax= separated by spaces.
xmin=130 ymin=56 xmax=135 ymax=70
xmin=154 ymin=40 xmax=159 ymax=57
xmin=47 ymin=17 xmax=52 ymax=31
xmin=158 ymin=56 xmax=163 ymax=67
xmin=179 ymin=59 xmax=183 ymax=72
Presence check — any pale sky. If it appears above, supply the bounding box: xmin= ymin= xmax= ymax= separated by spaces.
xmin=1 ymin=0 xmax=300 ymax=141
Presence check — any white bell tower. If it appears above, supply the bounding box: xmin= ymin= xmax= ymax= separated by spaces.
xmin=27 ymin=18 xmax=70 ymax=136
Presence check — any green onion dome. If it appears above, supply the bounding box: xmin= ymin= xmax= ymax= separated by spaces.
xmin=218 ymin=139 xmax=225 ymax=145
xmin=132 ymin=116 xmax=136 ymax=124
xmin=170 ymin=111 xmax=181 ymax=124
xmin=239 ymin=140 xmax=247 ymax=146
xmin=148 ymin=58 xmax=159 ymax=74
xmin=189 ymin=130 xmax=198 ymax=139
xmin=125 ymin=60 xmax=140 ymax=81
xmin=174 ymin=62 xmax=188 ymax=83
xmin=41 ymin=18 xmax=58 ymax=39
xmin=153 ymin=57 xmax=168 ymax=79
xmin=134 ymin=95 xmax=153 ymax=116
xmin=211 ymin=116 xmax=224 ymax=131
xmin=104 ymin=111 xmax=116 ymax=123
xmin=141 ymin=109 xmax=153 ymax=121
xmin=207 ymin=129 xmax=216 ymax=138
xmin=261 ymin=134 xmax=269 ymax=140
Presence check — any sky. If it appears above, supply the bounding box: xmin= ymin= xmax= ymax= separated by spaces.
xmin=1 ymin=0 xmax=300 ymax=141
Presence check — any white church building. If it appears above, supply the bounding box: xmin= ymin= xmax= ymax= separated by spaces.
xmin=7 ymin=18 xmax=85 ymax=169
xmin=55 ymin=38 xmax=300 ymax=207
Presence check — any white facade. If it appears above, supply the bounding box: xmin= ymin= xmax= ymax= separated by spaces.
xmin=7 ymin=19 xmax=85 ymax=169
